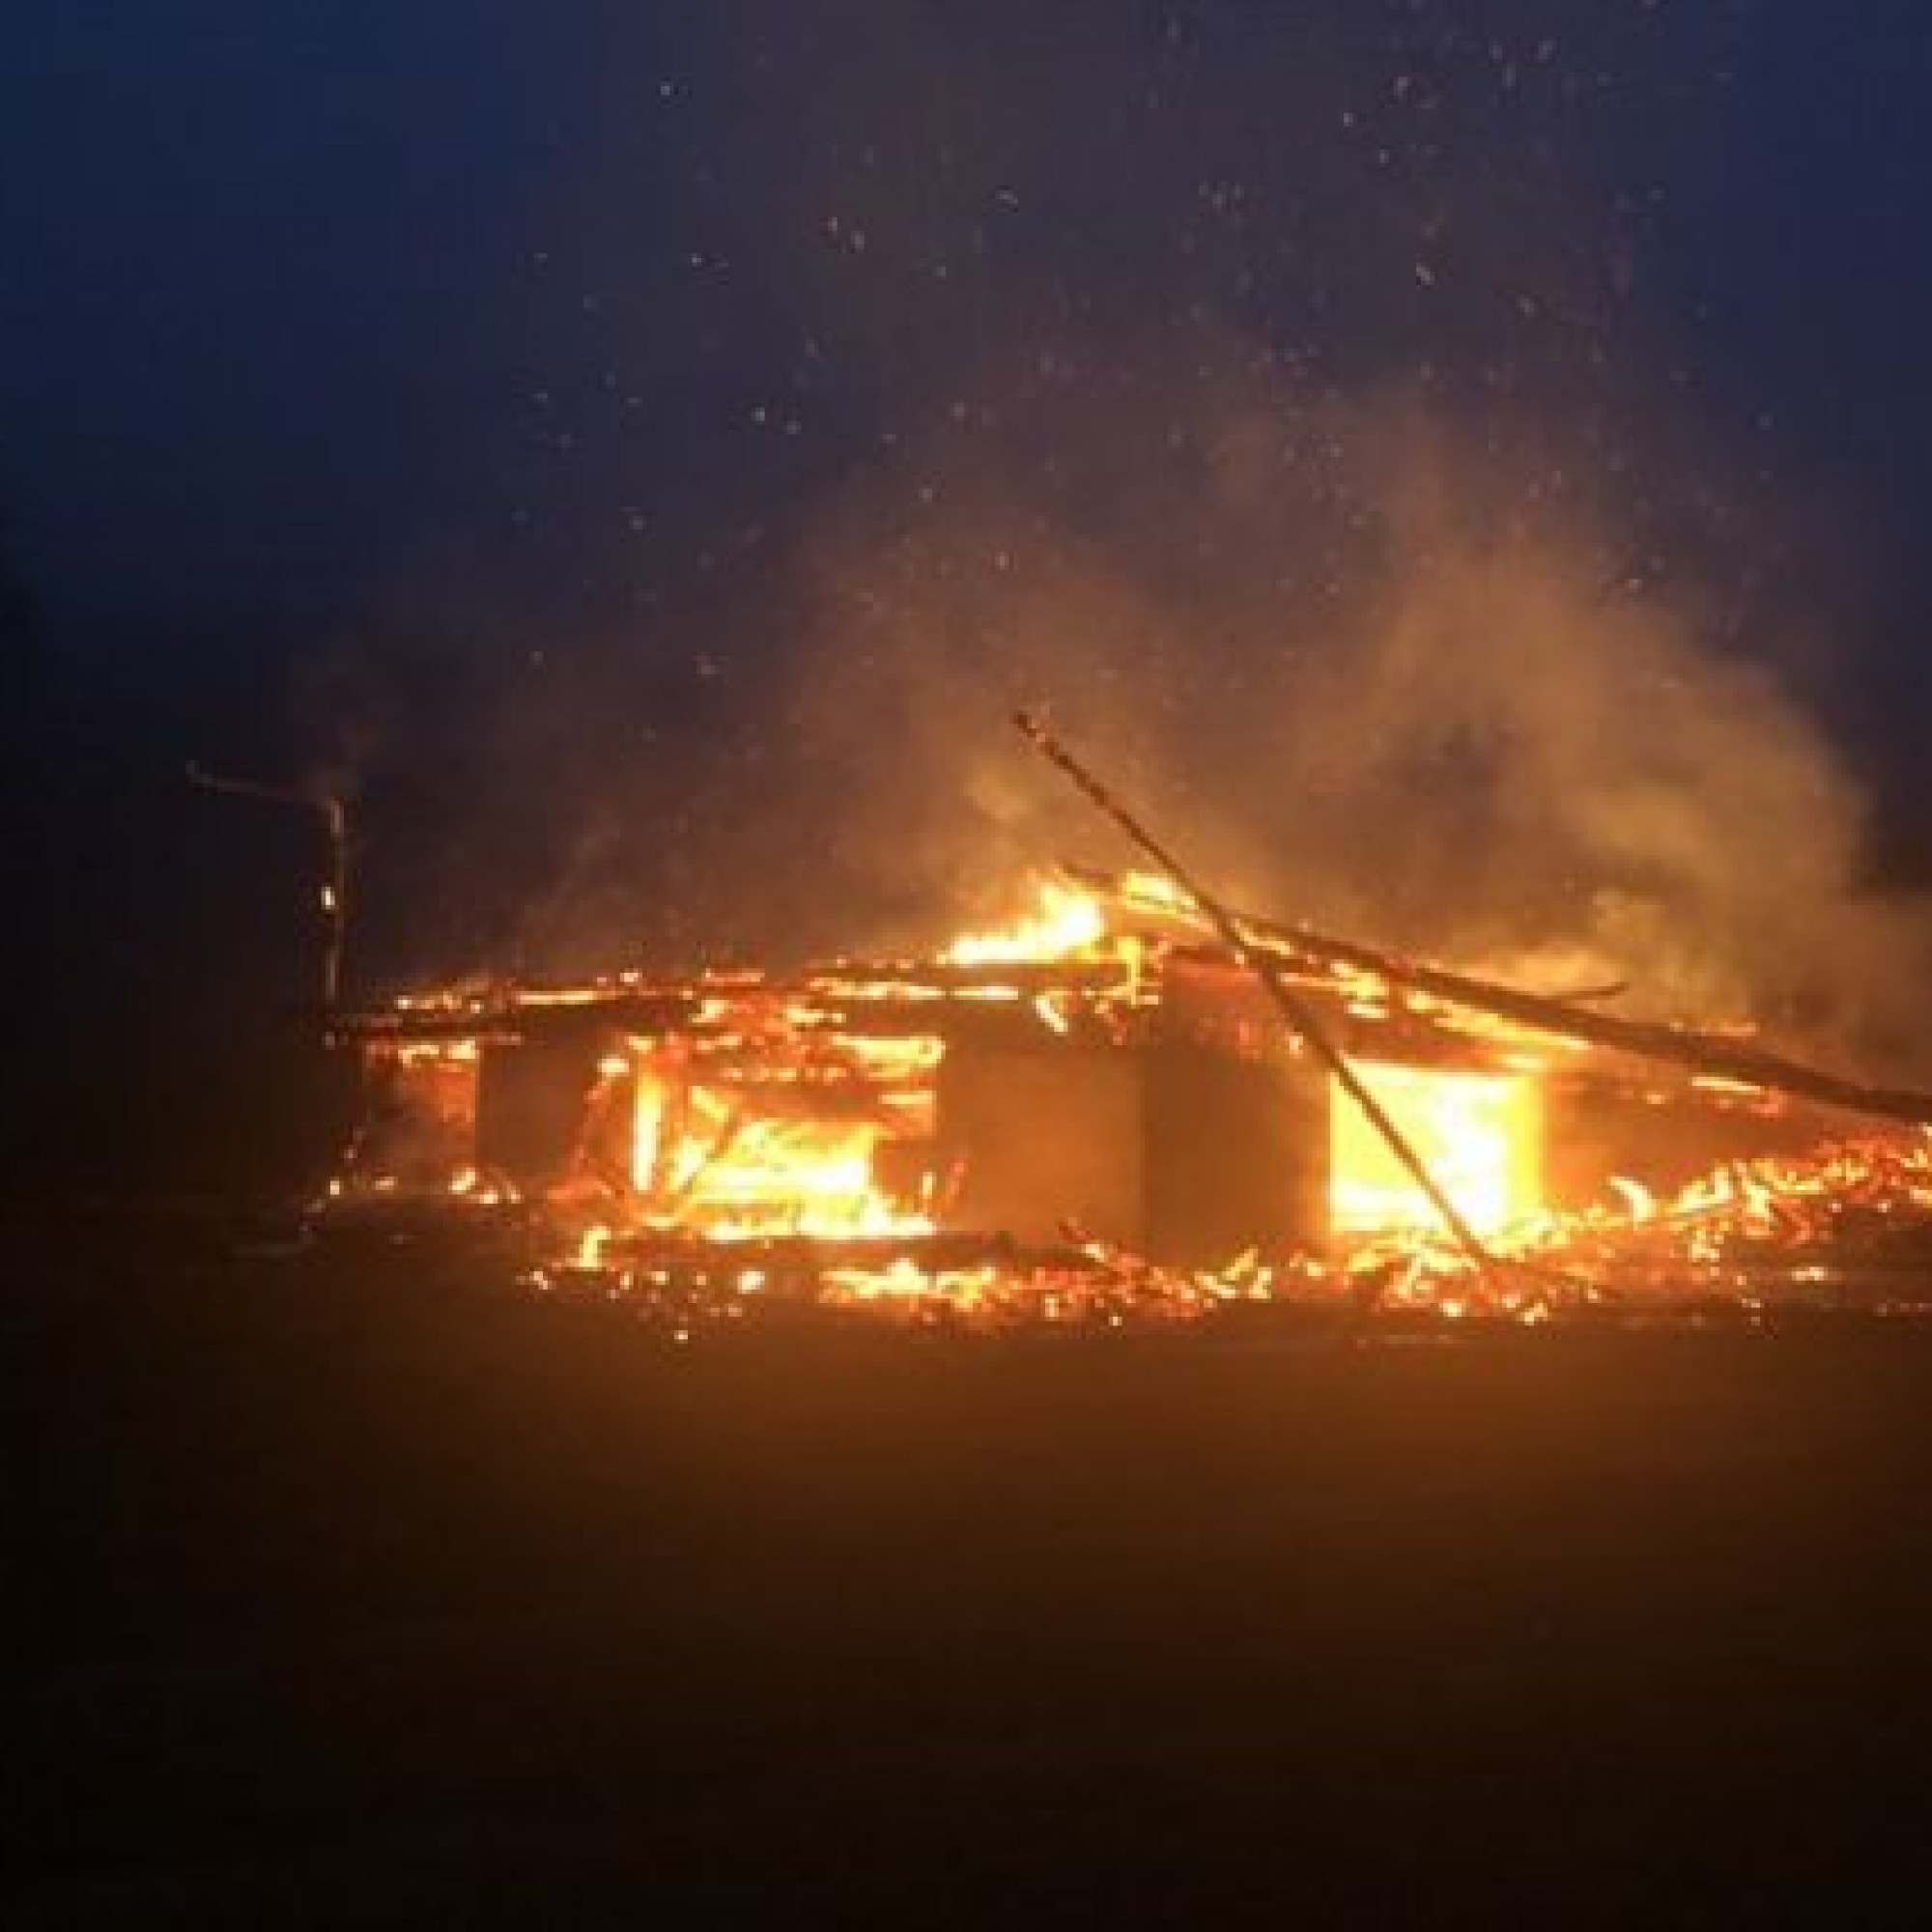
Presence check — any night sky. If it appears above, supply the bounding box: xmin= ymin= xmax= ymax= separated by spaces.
xmin=10 ymin=3 xmax=1932 ymax=1180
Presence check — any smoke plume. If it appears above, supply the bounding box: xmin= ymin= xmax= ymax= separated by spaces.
xmin=312 ymin=3 xmax=1932 ymax=1071
xmin=767 ymin=366 xmax=1931 ymax=1065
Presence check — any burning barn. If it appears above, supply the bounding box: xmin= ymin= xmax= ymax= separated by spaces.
xmin=321 ymin=847 xmax=1925 ymax=1321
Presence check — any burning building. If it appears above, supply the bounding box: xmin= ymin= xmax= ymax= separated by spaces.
xmin=321 ymin=856 xmax=1931 ymax=1322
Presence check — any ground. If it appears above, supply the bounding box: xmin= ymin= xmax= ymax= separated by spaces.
xmin=15 ymin=1214 xmax=1932 ymax=1925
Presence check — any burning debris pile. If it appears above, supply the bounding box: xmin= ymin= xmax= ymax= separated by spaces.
xmin=319 ymin=753 xmax=1932 ymax=1335
xmin=1245 ymin=1130 xmax=1932 ymax=1325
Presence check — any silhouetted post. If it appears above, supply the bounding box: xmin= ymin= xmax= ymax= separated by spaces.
xmin=186 ymin=764 xmax=350 ymax=1009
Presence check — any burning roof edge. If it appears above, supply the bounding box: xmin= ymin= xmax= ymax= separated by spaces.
xmin=327 ymin=861 xmax=1932 ymax=1135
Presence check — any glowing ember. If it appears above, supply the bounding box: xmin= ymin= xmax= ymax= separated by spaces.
xmin=1329 ymin=1061 xmax=1545 ymax=1238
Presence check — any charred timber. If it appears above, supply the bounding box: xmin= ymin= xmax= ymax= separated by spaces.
xmin=1073 ymin=867 xmax=1932 ymax=1130
xmin=330 ymin=960 xmax=1134 ymax=1043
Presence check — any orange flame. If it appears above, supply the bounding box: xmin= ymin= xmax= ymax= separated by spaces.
xmin=945 ymin=880 xmax=1108 ymax=965
xmin=631 ymin=1069 xmax=932 ymax=1240
xmin=1329 ymin=1061 xmax=1545 ymax=1238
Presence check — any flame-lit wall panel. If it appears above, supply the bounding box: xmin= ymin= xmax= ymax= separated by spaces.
xmin=476 ymin=1034 xmax=605 ymax=1192
xmin=937 ymin=1040 xmax=1146 ymax=1249
xmin=1145 ymin=1041 xmax=1327 ymax=1265
xmin=936 ymin=1033 xmax=1328 ymax=1264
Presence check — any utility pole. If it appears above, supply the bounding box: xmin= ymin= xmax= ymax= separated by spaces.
xmin=186 ymin=763 xmax=350 ymax=1009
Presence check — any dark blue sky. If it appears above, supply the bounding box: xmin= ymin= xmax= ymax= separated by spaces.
xmin=10 ymin=2 xmax=1932 ymax=984
xmin=1 ymin=3 xmax=632 ymax=629
xmin=5 ymin=4 xmax=1929 ymax=637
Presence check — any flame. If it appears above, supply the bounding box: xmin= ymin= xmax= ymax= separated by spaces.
xmin=631 ymin=1068 xmax=932 ymax=1240
xmin=1329 ymin=1061 xmax=1545 ymax=1238
xmin=1607 ymin=1174 xmax=1656 ymax=1222
xmin=945 ymin=880 xmax=1107 ymax=964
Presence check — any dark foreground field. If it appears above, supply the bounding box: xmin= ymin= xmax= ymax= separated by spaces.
xmin=17 ymin=1221 xmax=1932 ymax=1926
